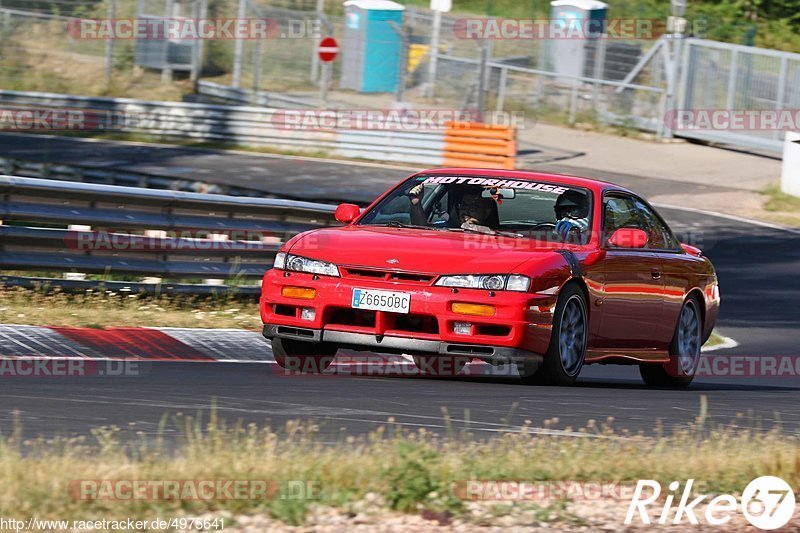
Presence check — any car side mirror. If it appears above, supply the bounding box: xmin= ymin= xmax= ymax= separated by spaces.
xmin=334 ymin=203 xmax=360 ymax=224
xmin=608 ymin=228 xmax=648 ymax=249
xmin=681 ymin=243 xmax=703 ymax=257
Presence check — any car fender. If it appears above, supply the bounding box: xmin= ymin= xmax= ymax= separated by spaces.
xmin=281 ymin=228 xmax=327 ymax=254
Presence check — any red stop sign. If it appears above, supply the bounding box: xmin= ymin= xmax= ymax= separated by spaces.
xmin=318 ymin=36 xmax=339 ymax=62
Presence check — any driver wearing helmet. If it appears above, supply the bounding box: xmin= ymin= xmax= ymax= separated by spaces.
xmin=554 ymin=189 xmax=590 ymax=240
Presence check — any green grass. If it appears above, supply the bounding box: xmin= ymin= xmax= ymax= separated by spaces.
xmin=0 ymin=407 xmax=796 ymax=525
xmin=0 ymin=287 xmax=261 ymax=330
xmin=703 ymin=330 xmax=727 ymax=349
xmin=763 ymin=184 xmax=800 ymax=213
xmin=759 ymin=184 xmax=800 ymax=227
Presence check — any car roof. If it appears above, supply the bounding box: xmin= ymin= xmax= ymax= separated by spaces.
xmin=417 ymin=168 xmax=634 ymax=195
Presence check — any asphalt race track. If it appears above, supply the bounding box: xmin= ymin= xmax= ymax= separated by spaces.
xmin=1 ymin=133 xmax=799 ymax=441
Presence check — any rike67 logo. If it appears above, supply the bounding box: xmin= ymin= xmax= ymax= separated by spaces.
xmin=626 ymin=476 xmax=796 ymax=530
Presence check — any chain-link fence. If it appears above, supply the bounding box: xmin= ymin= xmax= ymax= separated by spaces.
xmin=677 ymin=38 xmax=800 ymax=153
xmin=0 ymin=1 xmax=796 ymax=154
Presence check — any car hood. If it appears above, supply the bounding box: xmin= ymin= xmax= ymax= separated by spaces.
xmin=287 ymin=226 xmax=564 ymax=275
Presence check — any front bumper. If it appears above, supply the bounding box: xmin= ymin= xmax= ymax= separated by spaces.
xmin=260 ymin=268 xmax=557 ymax=362
xmin=262 ymin=324 xmax=542 ymax=366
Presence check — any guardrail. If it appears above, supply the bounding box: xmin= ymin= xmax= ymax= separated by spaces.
xmin=197 ymin=81 xmax=319 ymax=110
xmin=0 ymin=89 xmax=517 ymax=170
xmin=0 ymin=156 xmax=269 ymax=198
xmin=0 ymin=175 xmax=337 ymax=294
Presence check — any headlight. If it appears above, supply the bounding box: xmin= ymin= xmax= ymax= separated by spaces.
xmin=435 ymin=274 xmax=530 ymax=292
xmin=273 ymin=253 xmax=340 ymax=277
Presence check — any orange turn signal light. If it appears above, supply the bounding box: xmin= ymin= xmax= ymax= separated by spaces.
xmin=281 ymin=286 xmax=317 ymax=300
xmin=451 ymin=302 xmax=495 ymax=317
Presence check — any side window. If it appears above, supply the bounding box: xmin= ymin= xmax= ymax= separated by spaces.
xmin=633 ymin=198 xmax=681 ymax=250
xmin=603 ymin=195 xmax=644 ymax=244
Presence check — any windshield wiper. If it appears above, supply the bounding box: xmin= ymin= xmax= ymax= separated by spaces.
xmin=377 ymin=221 xmax=434 ymax=230
xmin=452 ymin=226 xmax=524 ymax=239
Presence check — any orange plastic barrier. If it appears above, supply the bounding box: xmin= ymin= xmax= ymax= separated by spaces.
xmin=443 ymin=122 xmax=516 ymax=170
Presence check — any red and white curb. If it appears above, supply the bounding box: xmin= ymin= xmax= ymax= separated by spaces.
xmin=0 ymin=325 xmax=408 ymax=365
xmin=0 ymin=324 xmax=271 ymax=363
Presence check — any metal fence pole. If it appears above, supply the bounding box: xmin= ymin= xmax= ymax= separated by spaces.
xmin=310 ymin=0 xmax=324 ymax=82
xmin=192 ymin=0 xmax=208 ymax=89
xmin=190 ymin=0 xmax=203 ymax=87
xmin=319 ymin=61 xmax=331 ymax=107
xmin=725 ymin=49 xmax=739 ymax=111
xmin=774 ymin=56 xmax=788 ymax=141
xmin=476 ymin=40 xmax=489 ymax=119
xmin=232 ymin=0 xmax=247 ymax=88
xmin=591 ymin=36 xmax=606 ymax=113
xmin=495 ymin=66 xmax=507 ymax=112
xmin=424 ymin=7 xmax=442 ymax=98
xmin=162 ymin=0 xmax=175 ymax=83
xmin=568 ymin=84 xmax=578 ymax=124
xmin=252 ymin=39 xmax=263 ymax=103
xmin=105 ymin=0 xmax=116 ymax=92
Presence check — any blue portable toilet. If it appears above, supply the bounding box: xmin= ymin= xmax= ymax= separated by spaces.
xmin=549 ymin=0 xmax=608 ymax=84
xmin=340 ymin=0 xmax=405 ymax=93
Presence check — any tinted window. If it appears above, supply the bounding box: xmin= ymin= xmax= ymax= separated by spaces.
xmin=603 ymin=195 xmax=645 ymax=242
xmin=632 ymin=198 xmax=681 ymax=250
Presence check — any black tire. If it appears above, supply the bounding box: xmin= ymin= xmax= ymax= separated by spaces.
xmin=271 ymin=337 xmax=338 ymax=374
xmin=639 ymin=296 xmax=702 ymax=388
xmin=412 ymin=355 xmax=469 ymax=376
xmin=523 ymin=283 xmax=588 ymax=386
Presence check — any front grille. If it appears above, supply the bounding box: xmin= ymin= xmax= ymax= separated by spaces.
xmin=445 ymin=344 xmax=494 ymax=356
xmin=394 ymin=314 xmax=439 ymax=334
xmin=342 ymin=268 xmax=434 ymax=284
xmin=276 ymin=326 xmax=315 ymax=339
xmin=329 ymin=308 xmax=376 ymax=328
xmin=327 ymin=306 xmax=439 ymax=335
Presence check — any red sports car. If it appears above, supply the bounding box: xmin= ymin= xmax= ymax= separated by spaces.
xmin=260 ymin=169 xmax=720 ymax=387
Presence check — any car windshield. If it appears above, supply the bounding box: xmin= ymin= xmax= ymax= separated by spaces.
xmin=358 ymin=175 xmax=593 ymax=244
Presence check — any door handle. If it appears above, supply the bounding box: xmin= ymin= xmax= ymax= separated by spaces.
xmin=651 ymin=268 xmax=662 ymax=280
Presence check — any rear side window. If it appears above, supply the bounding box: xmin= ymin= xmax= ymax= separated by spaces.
xmin=632 ymin=198 xmax=682 ymax=250
xmin=603 ymin=195 xmax=644 ymax=240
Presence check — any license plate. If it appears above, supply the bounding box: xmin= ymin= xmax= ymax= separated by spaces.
xmin=351 ymin=288 xmax=411 ymax=314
